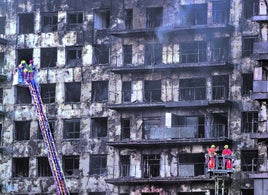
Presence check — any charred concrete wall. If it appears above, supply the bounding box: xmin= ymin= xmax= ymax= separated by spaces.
xmin=0 ymin=0 xmax=265 ymax=194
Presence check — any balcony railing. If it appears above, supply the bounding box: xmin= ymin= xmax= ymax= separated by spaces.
xmin=212 ymin=85 xmax=227 ymax=100
xmin=149 ymin=125 xmax=204 ymax=139
xmin=180 ymin=50 xmax=207 ymax=63
xmin=110 ymin=162 xmax=206 ymax=179
xmin=179 ymin=86 xmax=206 ymax=101
xmin=146 ymin=124 xmax=227 ymax=140
xmin=250 ymin=158 xmax=268 ymax=173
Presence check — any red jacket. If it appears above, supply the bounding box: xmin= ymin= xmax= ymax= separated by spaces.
xmin=222 ymin=149 xmax=232 ymax=156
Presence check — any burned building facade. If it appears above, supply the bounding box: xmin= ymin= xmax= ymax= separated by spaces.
xmin=0 ymin=0 xmax=267 ymax=194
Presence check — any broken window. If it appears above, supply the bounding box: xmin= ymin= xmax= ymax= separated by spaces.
xmin=241 ymin=112 xmax=258 ymax=133
xmin=125 ymin=9 xmax=133 ymax=29
xmin=143 ymin=116 xmax=161 ymax=139
xmin=63 ymin=155 xmax=79 ymax=176
xmin=90 ymin=155 xmax=107 ymax=174
xmin=242 ymin=36 xmax=257 ymax=57
xmin=0 ymin=53 xmax=4 ymax=72
xmin=212 ymin=1 xmax=229 ymax=24
xmin=123 ymin=45 xmax=132 ymax=65
xmin=91 ymin=117 xmax=107 ymax=138
xmin=142 ymin=154 xmax=160 ymax=178
xmin=66 ymin=46 xmax=82 ymax=67
xmin=14 ymin=121 xmax=30 ymax=140
xmin=42 ymin=12 xmax=58 ymax=32
xmin=181 ymin=4 xmax=207 ymax=25
xmin=171 ymin=115 xmax=205 ymax=138
xmin=41 ymin=48 xmax=57 ymax=68
xmin=40 ymin=84 xmax=56 ymax=104
xmin=212 ymin=113 xmax=228 ymax=138
xmin=178 ymin=153 xmax=205 ymax=176
xmin=16 ymin=86 xmax=31 ymax=104
xmin=179 ymin=78 xmax=206 ymax=101
xmin=19 ymin=13 xmax=34 ymax=34
xmin=37 ymin=120 xmax=55 ymax=139
xmin=0 ymin=17 xmax=5 ymax=34
xmin=68 ymin=12 xmax=83 ymax=30
xmin=146 ymin=7 xmax=162 ymax=28
xmin=241 ymin=150 xmax=258 ymax=171
xmin=144 ymin=80 xmax=161 ymax=102
xmin=212 ymin=75 xmax=229 ymax=100
xmin=121 ymin=118 xmax=130 ymax=140
xmin=13 ymin=157 xmax=29 ymax=177
xmin=65 ymin=82 xmax=81 ymax=103
xmin=17 ymin=48 xmax=33 ymax=66
xmin=37 ymin=157 xmax=52 ymax=177
xmin=211 ymin=38 xmax=229 ymax=62
xmin=94 ymin=9 xmax=110 ymax=29
xmin=145 ymin=43 xmax=162 ymax=65
xmin=243 ymin=0 xmax=258 ymax=18
xmin=93 ymin=44 xmax=109 ymax=65
xmin=242 ymin=73 xmax=253 ymax=95
xmin=181 ymin=41 xmax=207 ymax=63
xmin=122 ymin=81 xmax=131 ymax=102
xmin=92 ymin=81 xmax=108 ymax=102
xmin=120 ymin=155 xmax=130 ymax=177
xmin=63 ymin=118 xmax=80 ymax=139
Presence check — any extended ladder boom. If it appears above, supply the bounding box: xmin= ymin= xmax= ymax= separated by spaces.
xmin=27 ymin=80 xmax=69 ymax=195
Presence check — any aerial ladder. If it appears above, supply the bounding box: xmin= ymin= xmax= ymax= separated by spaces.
xmin=205 ymin=145 xmax=234 ymax=195
xmin=13 ymin=60 xmax=69 ymax=195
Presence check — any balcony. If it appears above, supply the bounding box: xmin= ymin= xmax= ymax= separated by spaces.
xmin=111 ymin=48 xmax=233 ymax=74
xmin=106 ymin=163 xmax=213 ymax=185
xmin=108 ymin=85 xmax=232 ymax=111
xmin=251 ymin=80 xmax=268 ymax=100
xmin=249 ymin=158 xmax=268 ymax=179
xmin=108 ymin=124 xmax=230 ymax=148
xmin=253 ymin=42 xmax=268 ymax=60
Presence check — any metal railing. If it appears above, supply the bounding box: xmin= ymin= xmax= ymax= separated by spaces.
xmin=250 ymin=158 xmax=268 ymax=172
xmin=109 ymin=163 xmax=206 ymax=179
xmin=179 ymin=86 xmax=206 ymax=101
xmin=212 ymin=85 xmax=227 ymax=100
xmin=149 ymin=125 xmax=205 ymax=139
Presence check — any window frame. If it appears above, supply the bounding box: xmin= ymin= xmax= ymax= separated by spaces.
xmin=63 ymin=118 xmax=80 ymax=139
xmin=14 ymin=120 xmax=31 ymax=141
xmin=92 ymin=81 xmax=108 ymax=102
xmin=42 ymin=12 xmax=58 ymax=32
xmin=40 ymin=47 xmax=57 ymax=68
xmin=90 ymin=154 xmax=107 ymax=175
xmin=37 ymin=156 xmax=52 ymax=177
xmin=12 ymin=157 xmax=29 ymax=177
xmin=66 ymin=46 xmax=82 ymax=67
xmin=91 ymin=117 xmax=107 ymax=138
xmin=62 ymin=155 xmax=80 ymax=176
xmin=40 ymin=83 xmax=56 ymax=104
xmin=18 ymin=13 xmax=34 ymax=34
xmin=64 ymin=82 xmax=81 ymax=104
xmin=241 ymin=111 xmax=258 ymax=133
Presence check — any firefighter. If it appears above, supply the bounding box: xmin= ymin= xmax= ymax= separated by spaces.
xmin=222 ymin=144 xmax=233 ymax=170
xmin=222 ymin=145 xmax=232 ymax=156
xmin=207 ymin=144 xmax=217 ymax=169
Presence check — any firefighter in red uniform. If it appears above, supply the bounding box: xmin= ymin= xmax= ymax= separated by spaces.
xmin=207 ymin=144 xmax=217 ymax=169
xmin=222 ymin=144 xmax=233 ymax=169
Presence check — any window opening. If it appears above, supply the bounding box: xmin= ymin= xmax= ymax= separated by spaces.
xmin=91 ymin=117 xmax=107 ymax=138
